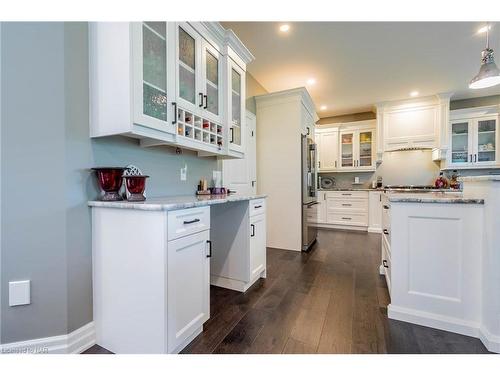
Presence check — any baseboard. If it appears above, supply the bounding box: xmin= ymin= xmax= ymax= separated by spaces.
xmin=388 ymin=304 xmax=480 ymax=339
xmin=479 ymin=325 xmax=500 ymax=353
xmin=0 ymin=322 xmax=95 ymax=354
xmin=388 ymin=305 xmax=500 ymax=353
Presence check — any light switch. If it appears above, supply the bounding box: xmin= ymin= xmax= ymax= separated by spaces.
xmin=9 ymin=280 xmax=31 ymax=306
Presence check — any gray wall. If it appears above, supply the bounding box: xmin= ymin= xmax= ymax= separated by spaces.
xmin=1 ymin=22 xmax=219 ymax=344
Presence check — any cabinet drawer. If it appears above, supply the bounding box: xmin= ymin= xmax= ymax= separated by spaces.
xmin=167 ymin=206 xmax=210 ymax=241
xmin=326 ymin=191 xmax=368 ymax=200
xmin=327 ymin=198 xmax=368 ymax=212
xmin=382 ymin=201 xmax=391 ymax=230
xmin=382 ymin=239 xmax=391 ymax=293
xmin=382 ymin=230 xmax=391 ymax=256
xmin=249 ymin=199 xmax=266 ymax=217
xmin=327 ymin=212 xmax=368 ymax=226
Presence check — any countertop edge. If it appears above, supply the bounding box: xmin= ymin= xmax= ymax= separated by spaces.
xmin=389 ymin=197 xmax=484 ymax=204
xmin=88 ymin=194 xmax=267 ymax=211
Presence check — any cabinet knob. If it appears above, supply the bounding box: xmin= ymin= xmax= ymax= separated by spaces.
xmin=251 ymin=224 xmax=255 ymax=237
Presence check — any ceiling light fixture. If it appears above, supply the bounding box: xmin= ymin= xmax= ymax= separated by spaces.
xmin=320 ymin=105 xmax=327 ymax=110
xmin=409 ymin=91 xmax=419 ymax=97
xmin=470 ymin=23 xmax=500 ymax=89
xmin=279 ymin=24 xmax=290 ymax=33
xmin=306 ymin=78 xmax=316 ymax=85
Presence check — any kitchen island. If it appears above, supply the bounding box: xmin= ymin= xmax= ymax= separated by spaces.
xmin=382 ymin=186 xmax=499 ymax=353
xmin=89 ymin=194 xmax=267 ymax=354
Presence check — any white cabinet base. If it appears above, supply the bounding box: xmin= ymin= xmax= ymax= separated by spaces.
xmin=210 ymin=269 xmax=266 ymax=292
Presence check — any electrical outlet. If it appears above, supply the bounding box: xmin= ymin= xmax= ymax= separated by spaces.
xmin=9 ymin=280 xmax=31 ymax=306
xmin=180 ymin=164 xmax=187 ymax=181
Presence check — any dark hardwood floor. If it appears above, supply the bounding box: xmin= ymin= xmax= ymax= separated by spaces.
xmin=84 ymin=229 xmax=490 ymax=354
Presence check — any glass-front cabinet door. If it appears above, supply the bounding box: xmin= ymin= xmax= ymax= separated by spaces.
xmin=474 ymin=117 xmax=497 ymax=165
xmin=358 ymin=130 xmax=374 ymax=168
xmin=340 ymin=131 xmax=355 ymax=168
xmin=228 ymin=59 xmax=245 ymax=153
xmin=201 ymin=41 xmax=223 ymax=123
xmin=176 ymin=23 xmax=202 ymax=113
xmin=131 ymin=22 xmax=175 ymax=134
xmin=449 ymin=120 xmax=471 ymax=166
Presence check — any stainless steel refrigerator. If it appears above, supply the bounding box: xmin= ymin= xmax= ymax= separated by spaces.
xmin=301 ymin=135 xmax=318 ymax=251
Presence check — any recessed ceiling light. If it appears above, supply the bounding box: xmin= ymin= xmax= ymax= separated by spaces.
xmin=409 ymin=91 xmax=419 ymax=97
xmin=477 ymin=25 xmax=491 ymax=34
xmin=279 ymin=24 xmax=290 ymax=33
xmin=320 ymin=105 xmax=327 ymax=110
xmin=306 ymin=78 xmax=316 ymax=85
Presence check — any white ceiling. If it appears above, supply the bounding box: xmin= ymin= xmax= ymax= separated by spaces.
xmin=221 ymin=22 xmax=500 ymax=117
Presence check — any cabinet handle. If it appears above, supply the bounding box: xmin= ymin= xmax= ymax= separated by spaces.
xmin=474 ymin=154 xmax=477 ymax=163
xmin=251 ymin=181 xmax=256 ymax=187
xmin=341 ymin=217 xmax=352 ymax=220
xmin=335 ymin=160 xmax=337 ymax=168
xmin=470 ymin=154 xmax=473 ymax=163
xmin=379 ymin=194 xmax=382 ymax=202
xmin=206 ymin=240 xmax=212 ymax=258
xmin=172 ymin=102 xmax=177 ymax=125
xmin=251 ymin=224 xmax=255 ymax=237
xmin=383 ymin=229 xmax=389 ymax=235
xmin=383 ymin=260 xmax=388 ymax=268
xmin=318 ymin=161 xmax=321 ymax=169
xmin=341 ymin=193 xmax=352 ymax=196
xmin=199 ymin=92 xmax=204 ymax=107
xmin=342 ymin=203 xmax=352 ymax=206
xmin=383 ymin=205 xmax=390 ymax=209
xmin=230 ymin=127 xmax=234 ymax=143
xmin=203 ymin=94 xmax=208 ymax=110
xmin=183 ymin=218 xmax=200 ymax=225
xmin=307 ymin=127 xmax=310 ymax=135
xmin=254 ymin=205 xmax=262 ymax=209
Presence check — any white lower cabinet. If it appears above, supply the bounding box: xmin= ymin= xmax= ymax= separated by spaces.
xmin=210 ymin=199 xmax=267 ymax=292
xmin=92 ymin=199 xmax=266 ymax=354
xmin=314 ymin=191 xmax=369 ymax=229
xmin=249 ymin=213 xmax=266 ymax=281
xmin=368 ymin=191 xmax=383 ymax=233
xmin=167 ymin=230 xmax=210 ymax=353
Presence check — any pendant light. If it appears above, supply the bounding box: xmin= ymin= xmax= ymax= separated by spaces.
xmin=469 ymin=23 xmax=500 ymax=89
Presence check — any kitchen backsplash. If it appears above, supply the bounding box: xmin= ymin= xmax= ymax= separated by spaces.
xmin=319 ymin=149 xmax=500 ymax=188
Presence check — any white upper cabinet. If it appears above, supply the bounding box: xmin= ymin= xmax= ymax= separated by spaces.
xmin=227 ymin=56 xmax=246 ymax=154
xmin=176 ymin=23 xmax=202 ymax=114
xmin=90 ymin=22 xmax=176 ymax=141
xmin=375 ymin=94 xmax=451 ymax=154
xmin=132 ymin=22 xmax=176 ymax=132
xmin=446 ymin=106 xmax=500 ymax=169
xmin=317 ymin=130 xmax=338 ymax=171
xmin=202 ymin=41 xmax=223 ymax=124
xmin=317 ymin=120 xmax=376 ymax=172
xmin=89 ymin=22 xmax=253 ymax=158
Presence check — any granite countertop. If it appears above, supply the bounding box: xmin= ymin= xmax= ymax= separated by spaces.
xmin=318 ymin=187 xmax=460 ymax=193
xmin=88 ymin=194 xmax=267 ymax=211
xmin=318 ymin=188 xmax=381 ymax=191
xmin=388 ymin=192 xmax=484 ymax=204
xmin=458 ymin=175 xmax=500 ymax=182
